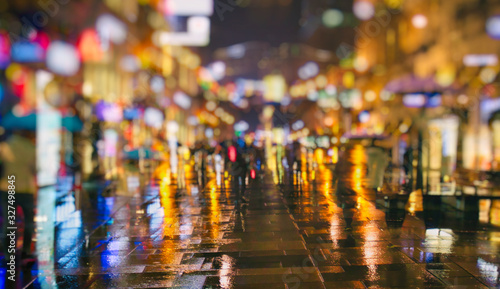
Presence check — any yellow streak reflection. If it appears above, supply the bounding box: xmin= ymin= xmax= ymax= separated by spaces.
xmin=159 ymin=178 xmax=179 ymax=263
xmin=207 ymin=180 xmax=220 ymax=240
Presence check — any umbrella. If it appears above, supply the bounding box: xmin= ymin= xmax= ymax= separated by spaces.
xmin=0 ymin=112 xmax=36 ymax=130
xmin=123 ymin=148 xmax=161 ymax=160
xmin=0 ymin=112 xmax=83 ymax=132
xmin=343 ymin=134 xmax=388 ymax=140
xmin=62 ymin=115 xmax=84 ymax=132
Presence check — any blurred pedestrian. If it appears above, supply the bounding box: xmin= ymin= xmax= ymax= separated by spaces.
xmin=292 ymin=141 xmax=302 ymax=182
xmin=366 ymin=145 xmax=389 ymax=190
xmin=229 ymin=142 xmax=248 ymax=203
xmin=0 ymin=131 xmax=37 ymax=262
xmin=403 ymin=148 xmax=412 ymax=176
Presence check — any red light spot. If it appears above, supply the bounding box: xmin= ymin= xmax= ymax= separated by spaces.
xmin=228 ymin=145 xmax=237 ymax=162
xmin=250 ymin=169 xmax=256 ymax=179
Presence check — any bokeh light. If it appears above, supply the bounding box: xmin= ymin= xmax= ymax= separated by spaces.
xmin=486 ymin=15 xmax=500 ymax=39
xmin=322 ymin=9 xmax=344 ymax=28
xmin=353 ymin=1 xmax=375 ymax=20
xmin=412 ymin=14 xmax=428 ymax=29
xmin=364 ymin=90 xmax=377 ymax=102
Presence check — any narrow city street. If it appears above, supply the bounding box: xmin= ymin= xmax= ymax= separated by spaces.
xmin=2 ymin=0 xmax=500 ymax=288
xmin=8 ymin=146 xmax=498 ymax=289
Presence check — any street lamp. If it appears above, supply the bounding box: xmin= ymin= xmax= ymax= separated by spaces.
xmin=412 ymin=14 xmax=428 ymax=29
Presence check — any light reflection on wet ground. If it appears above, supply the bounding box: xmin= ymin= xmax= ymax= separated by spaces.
xmin=2 ymin=146 xmax=500 ymax=288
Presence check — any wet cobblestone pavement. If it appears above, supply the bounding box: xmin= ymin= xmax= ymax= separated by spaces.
xmin=3 ymin=147 xmax=500 ymax=288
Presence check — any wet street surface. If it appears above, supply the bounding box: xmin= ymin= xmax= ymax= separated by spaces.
xmin=3 ymin=147 xmax=500 ymax=289
xmin=4 ymin=0 xmax=500 ymax=287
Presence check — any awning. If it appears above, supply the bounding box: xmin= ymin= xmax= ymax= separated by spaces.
xmin=384 ymin=74 xmax=461 ymax=94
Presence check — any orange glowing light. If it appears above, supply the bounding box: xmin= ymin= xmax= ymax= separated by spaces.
xmin=77 ymin=29 xmax=104 ymax=62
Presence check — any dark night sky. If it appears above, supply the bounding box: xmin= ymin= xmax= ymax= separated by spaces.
xmin=203 ymin=0 xmax=356 ymax=61
xmin=208 ymin=1 xmax=302 ymax=49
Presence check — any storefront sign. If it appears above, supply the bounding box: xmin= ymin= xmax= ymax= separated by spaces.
xmin=36 ymin=70 xmax=61 ymax=187
xmin=463 ymin=54 xmax=498 ymax=67
xmin=11 ymin=41 xmax=45 ymax=63
xmin=160 ymin=0 xmax=213 ymax=16
xmin=403 ymin=93 xmax=441 ymax=108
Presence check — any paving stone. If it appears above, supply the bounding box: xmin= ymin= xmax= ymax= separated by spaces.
xmin=6 ymin=159 xmax=500 ymax=289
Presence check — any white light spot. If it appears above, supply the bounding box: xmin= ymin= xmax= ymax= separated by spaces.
xmin=412 ymin=14 xmax=428 ymax=29
xmin=353 ymin=1 xmax=375 ymax=20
